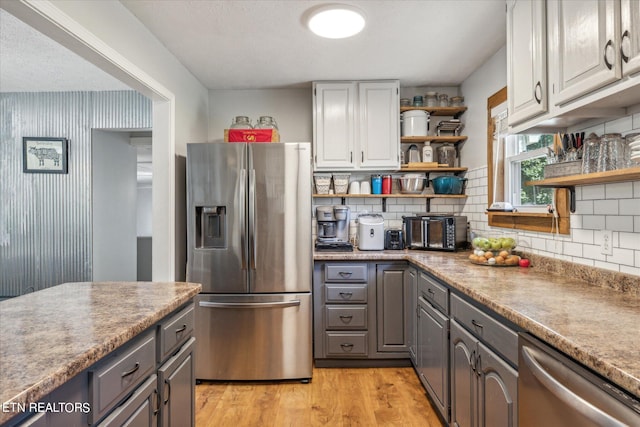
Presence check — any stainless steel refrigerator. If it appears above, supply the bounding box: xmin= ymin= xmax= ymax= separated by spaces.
xmin=186 ymin=142 xmax=312 ymax=381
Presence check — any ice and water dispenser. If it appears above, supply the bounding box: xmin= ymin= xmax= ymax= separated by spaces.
xmin=195 ymin=206 xmax=226 ymax=248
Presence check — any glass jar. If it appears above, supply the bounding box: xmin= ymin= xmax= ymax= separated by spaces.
xmin=425 ymin=92 xmax=437 ymax=107
xmin=438 ymin=93 xmax=449 ymax=107
xmin=230 ymin=116 xmax=252 ymax=129
xmin=255 ymin=116 xmax=278 ymax=129
xmin=412 ymin=95 xmax=424 ymax=107
xmin=436 ymin=144 xmax=457 ymax=167
xmin=449 ymin=96 xmax=464 ymax=107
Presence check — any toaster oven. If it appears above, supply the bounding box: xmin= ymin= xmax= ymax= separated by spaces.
xmin=402 ymin=214 xmax=467 ymax=251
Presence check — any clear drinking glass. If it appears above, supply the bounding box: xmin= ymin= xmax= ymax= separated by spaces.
xmin=581 ymin=134 xmax=600 ymax=174
xmin=623 ymin=132 xmax=640 ymax=168
xmin=597 ymin=133 xmax=623 ymax=172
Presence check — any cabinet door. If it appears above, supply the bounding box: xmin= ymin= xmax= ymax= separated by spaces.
xmin=621 ymin=0 xmax=640 ymax=75
xmin=158 ymin=337 xmax=195 ymax=427
xmin=313 ymin=82 xmax=356 ymax=169
xmin=417 ymin=297 xmax=450 ymax=423
xmin=376 ymin=265 xmax=409 ymax=352
xmin=507 ymin=0 xmax=547 ymax=125
xmin=450 ymin=321 xmax=478 ymax=427
xmin=477 ymin=342 xmax=518 ymax=427
xmin=552 ymin=0 xmax=621 ymax=105
xmin=405 ymin=267 xmax=418 ymax=365
xmin=358 ymin=81 xmax=400 ymax=169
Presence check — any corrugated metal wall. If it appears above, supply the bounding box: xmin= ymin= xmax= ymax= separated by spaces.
xmin=0 ymin=91 xmax=151 ymax=297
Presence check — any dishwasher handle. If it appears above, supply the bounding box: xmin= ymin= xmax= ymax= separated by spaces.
xmin=199 ymin=300 xmax=301 ymax=309
xmin=521 ymin=345 xmax=628 ymax=427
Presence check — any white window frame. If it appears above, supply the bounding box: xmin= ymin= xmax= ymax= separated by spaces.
xmin=504 ymin=135 xmax=552 ymax=213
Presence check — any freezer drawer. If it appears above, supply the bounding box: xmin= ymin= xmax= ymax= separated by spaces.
xmin=195 ymin=293 xmax=312 ymax=381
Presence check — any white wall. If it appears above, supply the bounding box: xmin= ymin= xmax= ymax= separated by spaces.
xmin=460 ymin=46 xmax=507 ymax=170
xmin=208 ymin=89 xmax=312 ymax=142
xmin=137 ymin=186 xmax=152 ymax=237
xmin=92 ymin=130 xmax=137 ymax=281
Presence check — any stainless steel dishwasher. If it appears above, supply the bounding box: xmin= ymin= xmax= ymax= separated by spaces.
xmin=519 ymin=333 xmax=640 ymax=426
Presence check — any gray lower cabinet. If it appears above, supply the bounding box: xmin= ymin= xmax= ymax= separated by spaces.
xmin=96 ymin=375 xmax=158 ymax=427
xmin=450 ymin=293 xmax=518 ymax=427
xmin=415 ymin=270 xmax=450 ymax=424
xmin=313 ymin=261 xmax=411 ymax=364
xmin=158 ymin=337 xmax=195 ymax=427
xmin=13 ymin=302 xmax=195 ymax=427
xmin=405 ymin=267 xmax=418 ymax=365
xmin=376 ymin=263 xmax=411 ymax=353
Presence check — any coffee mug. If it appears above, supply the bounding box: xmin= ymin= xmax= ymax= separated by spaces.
xmin=360 ymin=180 xmax=371 ymax=194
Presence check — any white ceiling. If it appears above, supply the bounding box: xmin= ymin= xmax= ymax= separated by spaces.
xmin=0 ymin=1 xmax=506 ymax=92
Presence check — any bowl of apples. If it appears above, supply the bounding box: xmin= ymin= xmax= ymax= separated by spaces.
xmin=469 ymin=235 xmax=521 ymax=266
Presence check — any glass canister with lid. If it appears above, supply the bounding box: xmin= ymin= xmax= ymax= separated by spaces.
xmin=255 ymin=116 xmax=278 ymax=129
xmin=424 ymin=92 xmax=437 ymax=107
xmin=230 ymin=116 xmax=253 ymax=129
xmin=438 ymin=93 xmax=449 ymax=107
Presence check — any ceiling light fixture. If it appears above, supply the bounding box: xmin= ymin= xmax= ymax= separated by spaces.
xmin=306 ymin=4 xmax=366 ymax=39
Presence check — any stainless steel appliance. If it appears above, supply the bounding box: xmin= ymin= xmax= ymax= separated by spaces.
xmin=187 ymin=142 xmax=312 ymax=381
xmin=315 ymin=205 xmax=353 ymax=252
xmin=384 ymin=229 xmax=404 ymax=250
xmin=519 ymin=333 xmax=640 ymax=426
xmin=403 ymin=214 xmax=467 ymax=251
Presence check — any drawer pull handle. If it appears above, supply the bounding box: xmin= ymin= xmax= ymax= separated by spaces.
xmin=427 ymin=288 xmax=435 ymax=296
xmin=339 ymin=292 xmax=353 ymax=298
xmin=340 ymin=343 xmax=354 ymax=351
xmin=175 ymin=324 xmax=187 ymax=334
xmin=153 ymin=390 xmax=160 ymax=415
xmin=471 ymin=319 xmax=484 ymax=329
xmin=121 ymin=362 xmax=140 ymax=378
xmin=338 ymin=271 xmax=353 ymax=278
xmin=339 ymin=315 xmax=353 ymax=320
xmin=163 ymin=380 xmax=171 ymax=405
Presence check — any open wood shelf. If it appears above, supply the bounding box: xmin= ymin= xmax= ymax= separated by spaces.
xmin=400 ymin=136 xmax=467 ymax=144
xmin=526 ymin=166 xmax=640 ymax=187
xmin=400 ymin=166 xmax=467 ymax=173
xmin=400 ymin=106 xmax=467 ymax=117
xmin=313 ymin=193 xmax=467 ymax=199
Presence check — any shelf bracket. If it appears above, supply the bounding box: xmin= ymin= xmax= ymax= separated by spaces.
xmin=382 ymin=197 xmax=387 ymax=212
xmin=567 ymin=186 xmax=576 ymax=213
xmin=426 ymin=198 xmax=431 ymax=212
xmin=340 ymin=197 xmax=346 ymax=205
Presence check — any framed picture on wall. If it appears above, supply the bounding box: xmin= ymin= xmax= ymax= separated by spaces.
xmin=23 ymin=137 xmax=68 ymax=174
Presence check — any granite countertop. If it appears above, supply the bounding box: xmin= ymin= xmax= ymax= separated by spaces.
xmin=315 ymin=249 xmax=640 ymax=398
xmin=0 ymin=281 xmax=201 ymax=424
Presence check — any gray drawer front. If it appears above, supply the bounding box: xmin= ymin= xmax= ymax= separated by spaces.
xmin=325 ymin=263 xmax=368 ymax=282
xmin=158 ymin=303 xmax=194 ymax=362
xmin=326 ymin=305 xmax=367 ymax=329
xmin=326 ymin=332 xmax=368 ymax=356
xmin=451 ymin=293 xmax=518 ymax=365
xmin=90 ymin=330 xmax=156 ymax=424
xmin=326 ymin=284 xmax=367 ymax=303
xmin=418 ymin=271 xmax=448 ymax=314
xmin=96 ymin=374 xmax=157 ymax=427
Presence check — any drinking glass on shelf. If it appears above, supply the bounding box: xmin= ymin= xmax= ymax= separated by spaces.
xmin=581 ymin=134 xmax=600 ymax=174
xmin=597 ymin=133 xmax=623 ymax=172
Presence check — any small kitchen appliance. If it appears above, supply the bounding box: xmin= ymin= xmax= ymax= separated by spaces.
xmin=315 ymin=205 xmax=353 ymax=252
xmin=403 ymin=214 xmax=467 ymax=251
xmin=384 ymin=229 xmax=405 ymax=250
xmin=357 ymin=214 xmax=384 ymax=251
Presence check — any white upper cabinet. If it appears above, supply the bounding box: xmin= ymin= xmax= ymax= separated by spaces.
xmin=358 ymin=82 xmax=400 ymax=169
xmin=550 ymin=0 xmax=621 ymax=106
xmin=313 ymin=80 xmax=399 ymax=171
xmin=621 ymin=0 xmax=640 ymax=76
xmin=507 ymin=0 xmax=548 ymax=126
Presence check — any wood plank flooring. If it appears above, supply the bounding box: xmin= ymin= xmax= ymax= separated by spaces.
xmin=195 ymin=367 xmax=444 ymax=427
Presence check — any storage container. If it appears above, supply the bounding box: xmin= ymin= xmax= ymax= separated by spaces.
xmin=401 ymin=110 xmax=429 ymax=136
xmin=357 ymin=214 xmax=384 ymax=251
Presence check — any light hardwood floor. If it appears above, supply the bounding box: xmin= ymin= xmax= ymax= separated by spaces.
xmin=195 ymin=367 xmax=444 ymax=427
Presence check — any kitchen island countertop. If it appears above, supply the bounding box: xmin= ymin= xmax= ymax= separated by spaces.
xmin=315 ymin=249 xmax=640 ymax=398
xmin=0 ymin=281 xmax=201 ymax=424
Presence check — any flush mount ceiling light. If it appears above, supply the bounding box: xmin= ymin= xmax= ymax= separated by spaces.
xmin=306 ymin=4 xmax=366 ymax=39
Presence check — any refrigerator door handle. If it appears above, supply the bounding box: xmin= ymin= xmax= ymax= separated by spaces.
xmin=199 ymin=300 xmax=301 ymax=309
xmin=249 ymin=168 xmax=257 ymax=270
xmin=240 ymin=168 xmax=247 ymax=270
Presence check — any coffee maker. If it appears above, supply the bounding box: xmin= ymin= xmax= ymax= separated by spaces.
xmin=315 ymin=205 xmax=353 ymax=252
